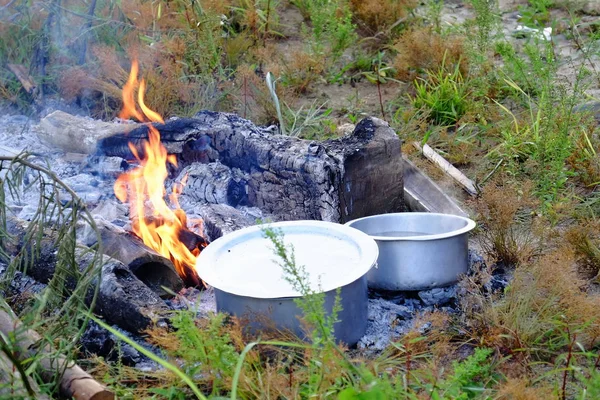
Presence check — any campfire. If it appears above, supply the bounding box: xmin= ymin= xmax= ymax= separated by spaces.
xmin=113 ymin=60 xmax=207 ymax=286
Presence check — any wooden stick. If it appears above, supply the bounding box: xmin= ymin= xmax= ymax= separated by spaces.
xmin=412 ymin=142 xmax=478 ymax=196
xmin=7 ymin=64 xmax=37 ymax=95
xmin=0 ymin=303 xmax=114 ymax=400
xmin=0 ymin=345 xmax=51 ymax=399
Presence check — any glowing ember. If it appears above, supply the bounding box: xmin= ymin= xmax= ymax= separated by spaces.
xmin=114 ymin=60 xmax=205 ymax=285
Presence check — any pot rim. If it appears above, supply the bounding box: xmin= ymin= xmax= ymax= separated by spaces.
xmin=196 ymin=220 xmax=378 ymax=299
xmin=345 ymin=212 xmax=476 ymax=242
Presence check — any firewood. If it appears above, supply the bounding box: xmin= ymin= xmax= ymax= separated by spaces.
xmin=36 ymin=110 xmax=139 ymax=154
xmin=92 ymin=218 xmax=185 ymax=296
xmin=7 ymin=64 xmax=37 ymax=95
xmin=0 ymin=302 xmax=114 ymax=400
xmin=6 ymin=216 xmax=184 ymax=298
xmin=0 ymin=346 xmax=51 ymax=399
xmin=97 ymin=112 xmax=405 ymax=223
xmin=412 ymin=142 xmax=478 ymax=196
xmin=5 ymin=217 xmax=172 ymax=333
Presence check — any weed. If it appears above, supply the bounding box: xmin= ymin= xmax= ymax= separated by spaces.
xmin=232 ymin=63 xmax=282 ymax=125
xmin=293 ymin=0 xmax=357 ymax=62
xmin=474 ymin=180 xmax=540 ymax=266
xmin=230 ymin=0 xmax=282 ymax=44
xmin=410 ymin=54 xmax=469 ymax=125
xmin=393 ymin=27 xmax=467 ymax=81
xmin=349 ymin=0 xmax=416 ymax=34
xmin=486 ymin=42 xmax=591 ymax=203
xmin=466 ymin=0 xmax=501 ymax=54
xmin=565 ymin=221 xmax=600 ymax=280
xmin=262 ymin=225 xmax=341 ymax=344
xmin=425 ymin=0 xmax=444 ymax=34
xmin=284 ymin=100 xmax=335 ymax=139
xmin=280 ymin=49 xmax=325 ymax=94
xmin=518 ymin=0 xmax=553 ymax=28
xmin=496 ymin=378 xmax=554 ymax=399
xmin=266 ymin=72 xmax=286 ymax=134
xmin=361 ymin=51 xmax=398 ymax=119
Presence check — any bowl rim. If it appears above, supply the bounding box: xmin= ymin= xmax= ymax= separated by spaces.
xmin=344 ymin=212 xmax=476 ymax=242
xmin=196 ymin=220 xmax=379 ymax=298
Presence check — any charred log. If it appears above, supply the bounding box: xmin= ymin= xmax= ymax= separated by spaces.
xmin=89 ymin=219 xmax=185 ymax=296
xmin=97 ymin=112 xmax=404 ymax=223
xmin=94 ymin=255 xmax=169 ymax=333
xmin=185 ymin=203 xmax=258 ymax=242
xmin=326 ymin=117 xmax=405 ymax=222
xmin=3 ymin=218 xmax=170 ymax=333
xmin=5 ymin=217 xmax=185 ymax=297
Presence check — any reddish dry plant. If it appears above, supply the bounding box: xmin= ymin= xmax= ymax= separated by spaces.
xmin=507 ymin=249 xmax=599 ymax=350
xmin=565 ymin=221 xmax=600 ymax=281
xmin=496 ymin=378 xmax=554 ymax=399
xmin=349 ymin=0 xmax=416 ymax=34
xmin=474 ymin=180 xmax=541 ymax=267
xmin=393 ymin=27 xmax=467 ymax=82
xmin=281 ymin=49 xmax=325 ymax=94
xmin=566 ymin=118 xmax=600 ymax=187
xmin=231 ymin=62 xmax=290 ymax=125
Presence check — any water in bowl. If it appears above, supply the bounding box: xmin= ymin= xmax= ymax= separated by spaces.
xmin=371 ymin=230 xmax=429 ymax=237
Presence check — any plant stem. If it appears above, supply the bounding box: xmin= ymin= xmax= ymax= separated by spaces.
xmin=243 ymin=74 xmax=248 ymax=119
xmin=264 ymin=0 xmax=271 ymax=48
xmin=561 ymin=328 xmax=575 ymax=400
xmin=377 ymin=80 xmax=385 ymax=119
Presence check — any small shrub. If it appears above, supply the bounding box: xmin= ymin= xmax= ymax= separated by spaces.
xmin=230 ymin=0 xmax=281 ymax=42
xmin=484 ymin=247 xmax=600 ymax=356
xmin=393 ymin=27 xmax=467 ymax=81
xmin=466 ymin=0 xmax=501 ymax=54
xmin=565 ymin=222 xmax=600 ymax=280
xmin=567 ymin=119 xmax=600 ymax=187
xmin=496 ymin=378 xmax=554 ymax=399
xmin=349 ymin=0 xmax=416 ymax=34
xmin=429 ymin=347 xmax=497 ymax=399
xmin=292 ymin=0 xmax=357 ymax=62
xmin=474 ymin=180 xmax=540 ymax=266
xmin=410 ymin=54 xmax=469 ymax=126
xmin=281 ymin=49 xmax=324 ymax=94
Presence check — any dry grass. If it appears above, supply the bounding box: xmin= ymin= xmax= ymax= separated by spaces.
xmin=463 ymin=246 xmax=600 ymax=358
xmin=565 ymin=221 xmax=600 ymax=280
xmin=496 ymin=378 xmax=554 ymax=399
xmin=393 ymin=27 xmax=467 ymax=81
xmin=349 ymin=0 xmax=416 ymax=34
xmin=474 ymin=180 xmax=541 ymax=266
xmin=281 ymin=49 xmax=325 ymax=94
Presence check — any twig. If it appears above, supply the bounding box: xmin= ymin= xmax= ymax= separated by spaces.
xmin=7 ymin=64 xmax=36 ymax=95
xmin=479 ymin=159 xmax=503 ymax=187
xmin=0 ymin=0 xmax=17 ymax=10
xmin=561 ymin=328 xmax=575 ymax=400
xmin=376 ymin=80 xmax=385 ymax=120
xmin=263 ymin=0 xmax=271 ymax=48
xmin=78 ymin=0 xmax=98 ymax=65
xmin=0 ymin=156 xmax=86 ymax=206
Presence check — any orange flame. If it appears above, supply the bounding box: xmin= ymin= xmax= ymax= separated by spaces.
xmin=114 ymin=60 xmax=203 ymax=284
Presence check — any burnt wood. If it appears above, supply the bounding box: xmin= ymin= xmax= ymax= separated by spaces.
xmin=91 ymin=219 xmax=185 ymax=296
xmin=4 ymin=218 xmax=170 ymax=333
xmin=97 ymin=112 xmax=404 ymax=223
xmin=6 ymin=217 xmax=185 ymax=298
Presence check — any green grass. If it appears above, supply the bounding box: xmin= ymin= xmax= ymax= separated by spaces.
xmin=411 ymin=55 xmax=469 ymax=126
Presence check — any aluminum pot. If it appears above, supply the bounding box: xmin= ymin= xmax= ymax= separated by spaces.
xmin=196 ymin=220 xmax=378 ymax=346
xmin=345 ymin=213 xmax=476 ymax=291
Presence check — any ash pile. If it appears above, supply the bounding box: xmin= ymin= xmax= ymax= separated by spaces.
xmin=0 ymin=107 xmax=488 ymax=367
